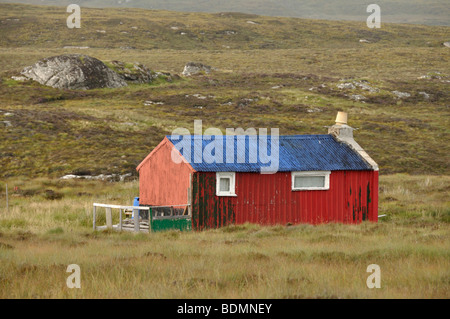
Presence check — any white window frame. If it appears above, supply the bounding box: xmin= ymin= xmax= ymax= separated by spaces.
xmin=216 ymin=172 xmax=236 ymax=196
xmin=291 ymin=171 xmax=331 ymax=191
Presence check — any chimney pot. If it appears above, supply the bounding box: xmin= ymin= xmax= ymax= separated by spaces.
xmin=335 ymin=111 xmax=348 ymax=125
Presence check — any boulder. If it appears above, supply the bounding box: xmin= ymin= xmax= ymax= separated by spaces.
xmin=350 ymin=94 xmax=366 ymax=101
xmin=182 ymin=62 xmax=212 ymax=76
xmin=106 ymin=60 xmax=155 ymax=84
xmin=337 ymin=82 xmax=356 ymax=90
xmin=11 ymin=76 xmax=27 ymax=81
xmin=418 ymin=92 xmax=430 ymax=99
xmin=354 ymin=81 xmax=379 ymax=93
xmin=392 ymin=90 xmax=411 ymax=98
xmin=20 ymin=54 xmax=127 ymax=90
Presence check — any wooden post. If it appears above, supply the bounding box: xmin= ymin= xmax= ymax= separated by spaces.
xmin=134 ymin=207 xmax=139 ymax=232
xmin=119 ymin=208 xmax=122 ymax=231
xmin=106 ymin=207 xmax=112 ymax=229
xmin=148 ymin=207 xmax=152 ymax=233
xmin=93 ymin=205 xmax=96 ymax=231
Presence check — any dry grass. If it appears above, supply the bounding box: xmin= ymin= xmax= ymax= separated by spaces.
xmin=0 ymin=175 xmax=448 ymax=299
xmin=0 ymin=221 xmax=448 ymax=298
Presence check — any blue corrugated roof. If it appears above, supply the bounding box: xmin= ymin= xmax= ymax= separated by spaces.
xmin=167 ymin=134 xmax=373 ymax=172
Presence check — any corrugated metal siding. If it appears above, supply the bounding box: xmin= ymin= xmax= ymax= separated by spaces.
xmin=167 ymin=134 xmax=373 ymax=172
xmin=191 ymin=172 xmax=235 ymax=230
xmin=192 ymin=170 xmax=378 ymax=230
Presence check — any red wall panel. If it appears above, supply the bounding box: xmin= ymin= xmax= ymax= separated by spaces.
xmin=192 ymin=170 xmax=378 ymax=230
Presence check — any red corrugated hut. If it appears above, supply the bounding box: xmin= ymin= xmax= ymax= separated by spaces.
xmin=136 ymin=113 xmax=379 ymax=230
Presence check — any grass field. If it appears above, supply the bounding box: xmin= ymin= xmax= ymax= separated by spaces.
xmin=0 ymin=4 xmax=449 ymax=299
xmin=0 ymin=175 xmax=448 ymax=298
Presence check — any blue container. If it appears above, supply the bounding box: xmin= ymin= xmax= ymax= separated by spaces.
xmin=132 ymin=197 xmax=139 ymax=219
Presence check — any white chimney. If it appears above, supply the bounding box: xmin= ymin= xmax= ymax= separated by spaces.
xmin=328 ymin=112 xmax=379 ymax=171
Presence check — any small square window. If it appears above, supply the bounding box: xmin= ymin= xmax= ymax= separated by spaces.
xmin=292 ymin=171 xmax=330 ymax=191
xmin=219 ymin=177 xmax=231 ymax=192
xmin=216 ymin=172 xmax=236 ymax=196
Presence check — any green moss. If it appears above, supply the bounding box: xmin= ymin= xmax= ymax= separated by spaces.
xmin=0 ymin=219 xmax=27 ymax=229
xmin=2 ymin=78 xmax=20 ymax=87
xmin=46 ymin=227 xmax=64 ymax=234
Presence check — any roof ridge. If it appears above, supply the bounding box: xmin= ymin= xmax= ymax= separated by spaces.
xmin=166 ymin=134 xmax=332 ymax=139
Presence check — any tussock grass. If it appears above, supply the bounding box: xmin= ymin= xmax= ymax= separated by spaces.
xmin=0 ymin=175 xmax=448 ymax=298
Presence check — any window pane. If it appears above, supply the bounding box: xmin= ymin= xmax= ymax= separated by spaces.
xmin=220 ymin=178 xmax=230 ymax=192
xmin=294 ymin=176 xmax=325 ymax=188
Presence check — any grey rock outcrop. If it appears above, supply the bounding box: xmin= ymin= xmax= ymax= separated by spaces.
xmin=418 ymin=91 xmax=430 ymax=99
xmin=182 ymin=62 xmax=212 ymax=76
xmin=20 ymin=54 xmax=127 ymax=90
xmin=350 ymin=94 xmax=366 ymax=101
xmin=337 ymin=80 xmax=378 ymax=93
xmin=11 ymin=76 xmax=27 ymax=81
xmin=107 ymin=60 xmax=155 ymax=84
xmin=60 ymin=173 xmax=134 ymax=182
xmin=354 ymin=81 xmax=379 ymax=93
xmin=337 ymin=82 xmax=356 ymax=90
xmin=392 ymin=90 xmax=411 ymax=98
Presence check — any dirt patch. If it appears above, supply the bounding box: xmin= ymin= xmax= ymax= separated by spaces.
xmin=14 ymin=231 xmax=35 ymax=241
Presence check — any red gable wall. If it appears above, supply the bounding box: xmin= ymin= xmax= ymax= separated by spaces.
xmin=137 ymin=137 xmax=195 ymax=206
